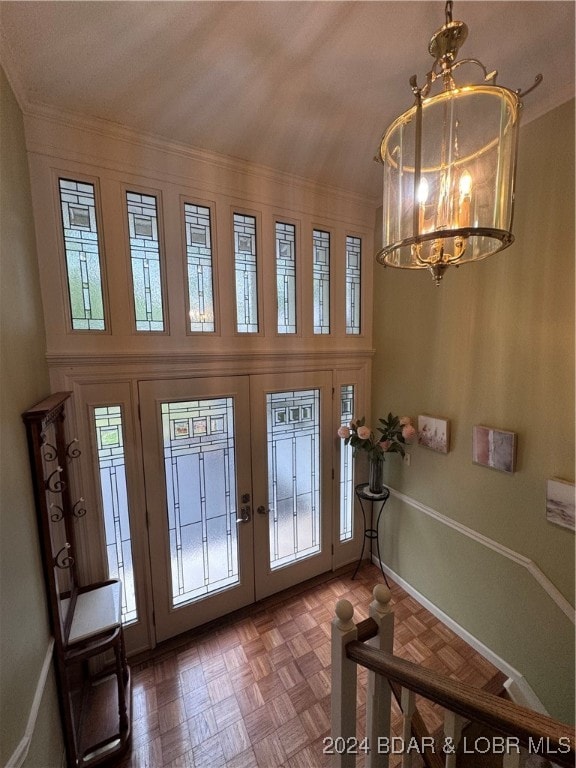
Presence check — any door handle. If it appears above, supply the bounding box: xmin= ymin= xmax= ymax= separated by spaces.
xmin=236 ymin=505 xmax=251 ymax=524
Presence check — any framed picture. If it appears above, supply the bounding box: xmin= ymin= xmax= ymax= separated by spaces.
xmin=472 ymin=425 xmax=517 ymax=474
xmin=546 ymin=478 xmax=575 ymax=531
xmin=417 ymin=415 xmax=450 ymax=453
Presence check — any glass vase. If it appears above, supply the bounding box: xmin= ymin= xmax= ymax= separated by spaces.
xmin=368 ymin=453 xmax=384 ymax=495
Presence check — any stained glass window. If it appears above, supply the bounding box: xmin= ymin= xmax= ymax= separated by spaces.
xmin=267 ymin=389 xmax=321 ymax=569
xmin=275 ymin=222 xmax=296 ymax=334
xmin=233 ymin=213 xmax=259 ymax=333
xmin=93 ymin=406 xmax=137 ymax=624
xmin=161 ymin=398 xmax=239 ymax=606
xmin=313 ymin=229 xmax=330 ymax=334
xmin=58 ymin=179 xmax=105 ymax=330
xmin=345 ymin=236 xmax=362 ymax=335
xmin=340 ymin=385 xmax=355 ymax=541
xmin=126 ymin=192 xmax=165 ymax=332
xmin=184 ymin=203 xmax=215 ymax=332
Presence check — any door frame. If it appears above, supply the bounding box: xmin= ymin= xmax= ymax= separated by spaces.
xmin=61 ymin=356 xmax=370 ymax=653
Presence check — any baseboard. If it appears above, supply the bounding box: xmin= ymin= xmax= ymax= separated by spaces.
xmin=5 ymin=638 xmax=55 ymax=768
xmin=371 ymin=552 xmax=550 ymax=716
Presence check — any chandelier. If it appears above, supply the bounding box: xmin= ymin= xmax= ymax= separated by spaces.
xmin=376 ymin=1 xmax=542 ymax=285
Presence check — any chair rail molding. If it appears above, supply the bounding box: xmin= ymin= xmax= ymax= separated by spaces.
xmin=386 ymin=486 xmax=574 ymax=622
xmin=372 ymin=486 xmax=575 ymax=716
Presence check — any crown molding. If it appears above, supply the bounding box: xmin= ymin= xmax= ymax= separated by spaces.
xmin=22 ymin=99 xmax=379 ymax=210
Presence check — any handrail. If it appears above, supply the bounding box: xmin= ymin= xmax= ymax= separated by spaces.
xmin=346 ymin=640 xmax=576 ymax=768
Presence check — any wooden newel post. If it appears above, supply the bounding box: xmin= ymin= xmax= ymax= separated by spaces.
xmin=331 ymin=598 xmax=358 ymax=768
xmin=366 ymin=584 xmax=394 ymax=768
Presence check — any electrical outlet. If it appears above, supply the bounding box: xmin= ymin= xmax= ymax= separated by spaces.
xmin=403 ymin=453 xmax=411 ymax=466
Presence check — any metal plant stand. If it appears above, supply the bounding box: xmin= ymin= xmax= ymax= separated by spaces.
xmin=352 ymin=483 xmax=391 ymax=586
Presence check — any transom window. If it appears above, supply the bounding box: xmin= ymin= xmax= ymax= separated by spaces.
xmin=313 ymin=229 xmax=330 ymax=334
xmin=275 ymin=221 xmax=297 ymax=334
xmin=345 ymin=236 xmax=362 ymax=335
xmin=58 ymin=178 xmax=106 ymax=331
xmin=55 ymin=179 xmax=366 ymax=339
xmin=126 ymin=192 xmax=165 ymax=332
xmin=233 ymin=213 xmax=259 ymax=333
xmin=184 ymin=202 xmax=215 ymax=333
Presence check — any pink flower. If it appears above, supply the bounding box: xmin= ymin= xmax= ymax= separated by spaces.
xmin=400 ymin=416 xmax=412 ymax=426
xmin=337 ymin=426 xmax=350 ymax=439
xmin=379 ymin=439 xmax=392 ymax=451
xmin=357 ymin=426 xmax=371 ymax=440
xmin=402 ymin=424 xmax=417 ymax=440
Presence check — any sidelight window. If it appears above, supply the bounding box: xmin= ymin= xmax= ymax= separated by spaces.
xmin=339 ymin=385 xmax=355 ymax=541
xmin=93 ymin=406 xmax=137 ymax=624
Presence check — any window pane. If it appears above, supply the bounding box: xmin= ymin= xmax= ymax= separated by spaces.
xmin=234 ymin=213 xmax=258 ymax=333
xmin=340 ymin=385 xmax=355 ymax=541
xmin=161 ymin=398 xmax=239 ymax=606
xmin=313 ymin=229 xmax=330 ymax=334
xmin=93 ymin=406 xmax=137 ymax=624
xmin=126 ymin=192 xmax=165 ymax=332
xmin=184 ymin=203 xmax=215 ymax=332
xmin=345 ymin=236 xmax=361 ymax=334
xmin=58 ymin=179 xmax=105 ymax=330
xmin=267 ymin=389 xmax=321 ymax=569
xmin=275 ymin=222 xmax=297 ymax=334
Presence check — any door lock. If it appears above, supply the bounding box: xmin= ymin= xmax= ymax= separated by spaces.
xmin=256 ymin=505 xmax=269 ymax=515
xmin=236 ymin=505 xmax=251 ymax=524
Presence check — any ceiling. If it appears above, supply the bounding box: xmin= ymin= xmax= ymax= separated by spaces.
xmin=1 ymin=1 xmax=574 ymax=200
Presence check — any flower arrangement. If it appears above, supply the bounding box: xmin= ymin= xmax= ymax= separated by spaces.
xmin=338 ymin=413 xmax=416 ymax=459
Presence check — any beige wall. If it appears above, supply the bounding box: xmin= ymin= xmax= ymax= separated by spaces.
xmin=0 ymin=66 xmax=63 ymax=766
xmin=371 ymin=99 xmax=575 ymax=722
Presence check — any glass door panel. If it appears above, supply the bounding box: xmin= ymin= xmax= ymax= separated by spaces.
xmin=139 ymin=377 xmax=254 ymax=641
xmin=161 ymin=398 xmax=239 ymax=606
xmin=267 ymin=389 xmax=321 ymax=569
xmin=251 ymin=372 xmax=332 ymax=599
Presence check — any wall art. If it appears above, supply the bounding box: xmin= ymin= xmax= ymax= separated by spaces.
xmin=417 ymin=414 xmax=450 ymax=453
xmin=472 ymin=425 xmax=517 ymax=473
xmin=546 ymin=478 xmax=575 ymax=531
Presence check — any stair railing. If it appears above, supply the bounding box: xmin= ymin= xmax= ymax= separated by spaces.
xmin=331 ymin=586 xmax=575 ymax=768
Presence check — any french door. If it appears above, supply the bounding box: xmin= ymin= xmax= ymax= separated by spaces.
xmin=138 ymin=371 xmax=332 ymax=642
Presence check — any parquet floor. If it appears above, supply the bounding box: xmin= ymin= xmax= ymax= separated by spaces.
xmin=116 ymin=564 xmax=503 ymax=768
